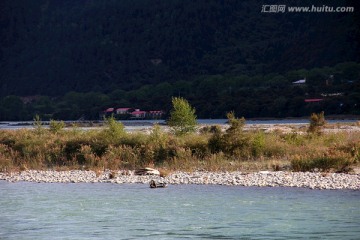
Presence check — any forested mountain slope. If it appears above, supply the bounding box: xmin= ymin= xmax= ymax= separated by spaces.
xmin=0 ymin=0 xmax=359 ymax=120
xmin=1 ymin=0 xmax=359 ymax=95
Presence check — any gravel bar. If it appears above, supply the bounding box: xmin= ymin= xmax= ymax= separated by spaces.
xmin=0 ymin=170 xmax=359 ymax=190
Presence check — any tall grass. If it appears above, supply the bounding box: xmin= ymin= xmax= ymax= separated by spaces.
xmin=0 ymin=122 xmax=359 ymax=173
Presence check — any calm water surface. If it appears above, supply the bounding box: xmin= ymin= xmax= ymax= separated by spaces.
xmin=1 ymin=182 xmax=359 ymax=239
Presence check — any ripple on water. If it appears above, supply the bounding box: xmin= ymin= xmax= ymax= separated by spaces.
xmin=0 ymin=182 xmax=359 ymax=239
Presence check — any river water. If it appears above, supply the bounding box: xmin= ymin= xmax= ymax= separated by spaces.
xmin=1 ymin=182 xmax=359 ymax=239
xmin=0 ymin=119 xmax=358 ymax=131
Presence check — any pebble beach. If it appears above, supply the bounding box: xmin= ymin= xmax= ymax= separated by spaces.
xmin=1 ymin=170 xmax=359 ymax=190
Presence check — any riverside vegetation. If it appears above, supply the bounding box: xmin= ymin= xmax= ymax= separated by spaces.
xmin=0 ymin=113 xmax=359 ymax=174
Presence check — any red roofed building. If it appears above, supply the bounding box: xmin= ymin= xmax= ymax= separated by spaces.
xmin=116 ymin=108 xmax=131 ymax=114
xmin=148 ymin=110 xmax=164 ymax=119
xmin=131 ymin=110 xmax=147 ymax=119
xmin=100 ymin=107 xmax=164 ymax=120
xmin=99 ymin=107 xmax=115 ymax=119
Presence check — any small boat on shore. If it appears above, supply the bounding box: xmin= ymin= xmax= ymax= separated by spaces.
xmin=150 ymin=180 xmax=167 ymax=188
xmin=135 ymin=167 xmax=160 ymax=176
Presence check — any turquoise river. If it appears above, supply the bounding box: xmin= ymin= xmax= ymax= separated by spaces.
xmin=1 ymin=181 xmax=359 ymax=239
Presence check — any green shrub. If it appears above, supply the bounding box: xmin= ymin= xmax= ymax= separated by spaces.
xmin=101 ymin=145 xmax=123 ymax=169
xmin=148 ymin=124 xmax=168 ymax=148
xmin=44 ymin=143 xmax=65 ymax=168
xmin=101 ymin=116 xmax=125 ymax=142
xmin=282 ymin=132 xmax=305 ymax=146
xmin=49 ymin=119 xmax=65 ymax=134
xmin=199 ymin=125 xmax=222 ymax=134
xmin=115 ymin=145 xmax=140 ymax=169
xmin=121 ymin=132 xmax=148 ymax=148
xmin=223 ymin=112 xmax=248 ymax=154
xmin=33 ymin=114 xmax=45 ymax=135
xmin=308 ymin=111 xmax=326 ymax=135
xmin=226 ymin=111 xmax=245 ymax=134
xmin=78 ymin=145 xmax=98 ymax=166
xmin=291 ymin=155 xmax=353 ymax=172
xmin=208 ymin=129 xmax=224 ymax=154
xmin=251 ymin=131 xmax=265 ymax=157
xmin=0 ymin=144 xmax=13 ymax=171
xmin=208 ymin=112 xmax=249 ymax=156
xmin=183 ymin=134 xmax=210 ymax=158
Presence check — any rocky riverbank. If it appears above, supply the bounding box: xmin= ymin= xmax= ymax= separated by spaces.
xmin=1 ymin=170 xmax=359 ymax=190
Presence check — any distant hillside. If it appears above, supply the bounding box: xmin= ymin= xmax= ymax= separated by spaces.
xmin=1 ymin=0 xmax=359 ymax=97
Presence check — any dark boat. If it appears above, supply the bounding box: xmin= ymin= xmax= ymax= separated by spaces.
xmin=150 ymin=180 xmax=167 ymax=188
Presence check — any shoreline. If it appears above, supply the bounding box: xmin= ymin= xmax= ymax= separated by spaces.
xmin=1 ymin=170 xmax=359 ymax=190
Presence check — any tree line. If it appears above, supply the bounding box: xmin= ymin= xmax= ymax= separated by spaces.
xmin=0 ymin=62 xmax=359 ymax=121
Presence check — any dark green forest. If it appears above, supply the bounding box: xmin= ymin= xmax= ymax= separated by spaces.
xmin=0 ymin=0 xmax=359 ymax=120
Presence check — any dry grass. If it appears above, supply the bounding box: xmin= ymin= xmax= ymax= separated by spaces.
xmin=0 ymin=123 xmax=359 ymax=173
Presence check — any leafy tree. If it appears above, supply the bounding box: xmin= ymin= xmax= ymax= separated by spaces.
xmin=168 ymin=97 xmax=197 ymax=135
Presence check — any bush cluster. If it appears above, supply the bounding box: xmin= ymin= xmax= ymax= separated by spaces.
xmin=0 ymin=119 xmax=359 ymax=173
